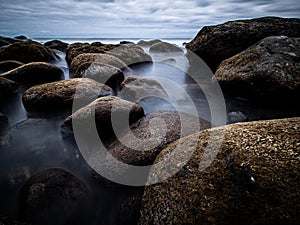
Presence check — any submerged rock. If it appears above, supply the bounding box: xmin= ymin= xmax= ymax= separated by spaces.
xmin=0 ymin=41 xmax=58 ymax=63
xmin=186 ymin=17 xmax=300 ymax=71
xmin=215 ymin=36 xmax=300 ymax=102
xmin=44 ymin=39 xmax=69 ymax=52
xmin=149 ymin=42 xmax=183 ymax=53
xmin=0 ymin=60 xmax=24 ymax=73
xmin=227 ymin=111 xmax=248 ymax=124
xmin=22 ymin=78 xmax=113 ymax=113
xmin=137 ymin=39 xmax=162 ymax=46
xmin=1 ymin=62 xmax=63 ymax=85
xmin=0 ymin=77 xmax=19 ymax=97
xmin=18 ymin=168 xmax=89 ymax=225
xmin=140 ymin=117 xmax=300 ymax=225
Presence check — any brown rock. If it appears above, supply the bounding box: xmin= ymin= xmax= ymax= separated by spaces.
xmin=0 ymin=60 xmax=24 ymax=73
xmin=0 ymin=77 xmax=19 ymax=97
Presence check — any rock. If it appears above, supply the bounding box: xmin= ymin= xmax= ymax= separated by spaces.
xmin=0 ymin=112 xmax=9 ymax=135
xmin=66 ymin=42 xmax=119 ymax=65
xmin=18 ymin=168 xmax=89 ymax=225
xmin=139 ymin=117 xmax=300 ymax=225
xmin=0 ymin=39 xmax=11 ymax=47
xmin=118 ymin=76 xmax=168 ymax=103
xmin=0 ymin=77 xmax=19 ymax=97
xmin=149 ymin=42 xmax=183 ymax=53
xmin=107 ymin=110 xmax=211 ymax=166
xmin=186 ymin=17 xmax=300 ymax=71
xmin=160 ymin=58 xmax=177 ymax=65
xmin=0 ymin=40 xmax=58 ymax=63
xmin=227 ymin=111 xmax=248 ymax=124
xmin=74 ymin=62 xmax=124 ymax=90
xmin=44 ymin=39 xmax=69 ymax=52
xmin=0 ymin=215 xmax=29 ymax=225
xmin=120 ymin=41 xmax=135 ymax=45
xmin=14 ymin=35 xmax=28 ymax=40
xmin=1 ymin=62 xmax=63 ymax=85
xmin=0 ymin=60 xmax=24 ymax=73
xmin=137 ymin=39 xmax=162 ymax=46
xmin=22 ymin=78 xmax=113 ymax=113
xmin=61 ymin=96 xmax=144 ymax=139
xmin=69 ymin=53 xmax=128 ymax=75
xmin=0 ymin=36 xmax=20 ymax=45
xmin=215 ymin=36 xmax=300 ymax=102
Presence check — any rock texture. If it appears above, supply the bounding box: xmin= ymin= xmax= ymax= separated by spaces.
xmin=186 ymin=17 xmax=300 ymax=71
xmin=18 ymin=168 xmax=89 ymax=225
xmin=0 ymin=77 xmax=19 ymax=97
xmin=139 ymin=117 xmax=300 ymax=225
xmin=22 ymin=78 xmax=113 ymax=112
xmin=0 ymin=60 xmax=24 ymax=73
xmin=215 ymin=36 xmax=300 ymax=101
xmin=44 ymin=39 xmax=69 ymax=52
xmin=0 ymin=62 xmax=63 ymax=85
xmin=149 ymin=42 xmax=183 ymax=53
xmin=0 ymin=41 xmax=58 ymax=63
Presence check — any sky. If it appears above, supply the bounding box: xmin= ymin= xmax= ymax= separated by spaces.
xmin=0 ymin=0 xmax=299 ymax=39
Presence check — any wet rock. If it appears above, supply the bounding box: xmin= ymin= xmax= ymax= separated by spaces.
xmin=0 ymin=77 xmax=19 ymax=97
xmin=215 ymin=36 xmax=300 ymax=102
xmin=0 ymin=39 xmax=11 ymax=47
xmin=74 ymin=62 xmax=124 ymax=90
xmin=1 ymin=62 xmax=63 ymax=85
xmin=22 ymin=78 xmax=113 ymax=113
xmin=44 ymin=39 xmax=69 ymax=52
xmin=0 ymin=36 xmax=20 ymax=45
xmin=69 ymin=53 xmax=128 ymax=75
xmin=107 ymin=110 xmax=211 ymax=166
xmin=0 ymin=112 xmax=9 ymax=135
xmin=137 ymin=39 xmax=162 ymax=47
xmin=0 ymin=60 xmax=24 ymax=73
xmin=66 ymin=42 xmax=119 ymax=65
xmin=140 ymin=117 xmax=300 ymax=225
xmin=61 ymin=96 xmax=144 ymax=139
xmin=227 ymin=111 xmax=248 ymax=124
xmin=0 ymin=40 xmax=58 ymax=63
xmin=18 ymin=168 xmax=89 ymax=225
xmin=186 ymin=17 xmax=300 ymax=71
xmin=14 ymin=35 xmax=28 ymax=40
xmin=149 ymin=42 xmax=183 ymax=53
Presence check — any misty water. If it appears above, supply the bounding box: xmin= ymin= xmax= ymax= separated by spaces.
xmin=1 ymin=39 xmax=299 ymax=225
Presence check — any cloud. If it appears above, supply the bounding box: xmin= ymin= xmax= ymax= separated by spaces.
xmin=0 ymin=0 xmax=299 ymax=38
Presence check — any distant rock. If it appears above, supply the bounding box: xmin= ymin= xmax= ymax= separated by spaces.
xmin=74 ymin=62 xmax=124 ymax=90
xmin=140 ymin=117 xmax=300 ymax=225
xmin=149 ymin=42 xmax=183 ymax=53
xmin=18 ymin=168 xmax=89 ymax=225
xmin=137 ymin=39 xmax=162 ymax=46
xmin=0 ymin=60 xmax=24 ymax=73
xmin=0 ymin=40 xmax=58 ymax=63
xmin=215 ymin=36 xmax=300 ymax=102
xmin=22 ymin=78 xmax=113 ymax=113
xmin=186 ymin=17 xmax=300 ymax=71
xmin=0 ymin=77 xmax=19 ymax=97
xmin=1 ymin=62 xmax=63 ymax=85
xmin=14 ymin=35 xmax=28 ymax=40
xmin=227 ymin=111 xmax=248 ymax=124
xmin=44 ymin=39 xmax=69 ymax=52
xmin=120 ymin=41 xmax=134 ymax=45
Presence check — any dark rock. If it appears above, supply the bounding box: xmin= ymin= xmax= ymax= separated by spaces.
xmin=140 ymin=117 xmax=300 ymax=225
xmin=0 ymin=60 xmax=24 ymax=73
xmin=0 ymin=36 xmax=20 ymax=45
xmin=1 ymin=62 xmax=63 ymax=85
xmin=149 ymin=42 xmax=183 ymax=53
xmin=186 ymin=17 xmax=300 ymax=71
xmin=120 ymin=41 xmax=134 ymax=45
xmin=227 ymin=111 xmax=248 ymax=124
xmin=22 ymin=78 xmax=113 ymax=113
xmin=74 ymin=62 xmax=124 ymax=90
xmin=0 ymin=215 xmax=29 ymax=225
xmin=0 ymin=39 xmax=11 ymax=47
xmin=137 ymin=39 xmax=162 ymax=46
xmin=0 ymin=40 xmax=58 ymax=63
xmin=44 ymin=39 xmax=69 ymax=52
xmin=69 ymin=53 xmax=128 ymax=75
xmin=0 ymin=77 xmax=19 ymax=97
xmin=215 ymin=36 xmax=300 ymax=102
xmin=61 ymin=96 xmax=144 ymax=139
xmin=14 ymin=35 xmax=28 ymax=40
xmin=18 ymin=168 xmax=89 ymax=225
xmin=0 ymin=112 xmax=9 ymax=135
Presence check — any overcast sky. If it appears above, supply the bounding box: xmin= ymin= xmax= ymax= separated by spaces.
xmin=0 ymin=0 xmax=299 ymax=38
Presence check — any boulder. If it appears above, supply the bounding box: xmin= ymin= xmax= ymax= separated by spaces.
xmin=214 ymin=36 xmax=300 ymax=102
xmin=139 ymin=117 xmax=300 ymax=225
xmin=107 ymin=110 xmax=211 ymax=166
xmin=186 ymin=17 xmax=300 ymax=71
xmin=74 ymin=62 xmax=124 ymax=90
xmin=137 ymin=39 xmax=162 ymax=46
xmin=22 ymin=78 xmax=113 ymax=112
xmin=0 ymin=112 xmax=9 ymax=135
xmin=1 ymin=62 xmax=63 ymax=85
xmin=69 ymin=53 xmax=128 ymax=75
xmin=61 ymin=96 xmax=144 ymax=139
xmin=0 ymin=77 xmax=19 ymax=97
xmin=120 ymin=41 xmax=135 ymax=45
xmin=149 ymin=42 xmax=183 ymax=53
xmin=0 ymin=36 xmax=20 ymax=45
xmin=0 ymin=60 xmax=24 ymax=73
xmin=44 ymin=39 xmax=69 ymax=52
xmin=0 ymin=40 xmax=58 ymax=63
xmin=0 ymin=39 xmax=11 ymax=47
xmin=18 ymin=168 xmax=89 ymax=225
xmin=14 ymin=35 xmax=28 ymax=40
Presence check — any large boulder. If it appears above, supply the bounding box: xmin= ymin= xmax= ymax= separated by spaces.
xmin=214 ymin=36 xmax=300 ymax=102
xmin=0 ymin=41 xmax=58 ymax=63
xmin=0 ymin=77 xmax=19 ymax=97
xmin=0 ymin=62 xmax=64 ymax=85
xmin=18 ymin=168 xmax=89 ymax=225
xmin=44 ymin=39 xmax=69 ymax=52
xmin=149 ymin=42 xmax=183 ymax=53
xmin=186 ymin=17 xmax=300 ymax=71
xmin=0 ymin=60 xmax=24 ymax=73
xmin=74 ymin=62 xmax=124 ymax=90
xmin=22 ymin=78 xmax=113 ymax=113
xmin=69 ymin=53 xmax=128 ymax=75
xmin=139 ymin=117 xmax=300 ymax=225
